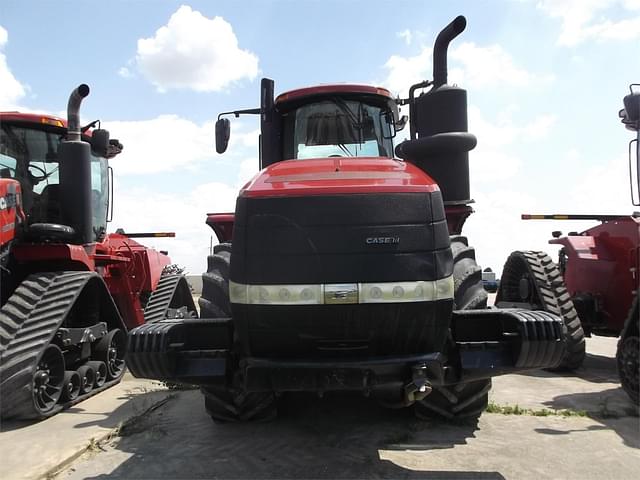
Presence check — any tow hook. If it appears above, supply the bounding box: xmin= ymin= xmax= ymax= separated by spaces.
xmin=405 ymin=363 xmax=433 ymax=404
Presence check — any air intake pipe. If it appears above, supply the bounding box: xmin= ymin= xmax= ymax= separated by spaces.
xmin=58 ymin=84 xmax=93 ymax=244
xmin=433 ymin=15 xmax=466 ymax=88
xmin=396 ymin=16 xmax=475 ymax=209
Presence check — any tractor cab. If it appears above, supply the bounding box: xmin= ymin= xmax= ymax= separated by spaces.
xmin=274 ymin=85 xmax=399 ymax=163
xmin=0 ymin=111 xmax=122 ymax=244
xmin=215 ymin=83 xmax=401 ymax=167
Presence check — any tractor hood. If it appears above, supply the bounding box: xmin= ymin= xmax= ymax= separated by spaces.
xmin=239 ymin=157 xmax=439 ymax=198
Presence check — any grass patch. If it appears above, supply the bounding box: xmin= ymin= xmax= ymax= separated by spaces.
xmin=486 ymin=402 xmax=587 ymax=417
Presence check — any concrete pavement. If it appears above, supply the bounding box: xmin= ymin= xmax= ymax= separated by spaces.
xmin=50 ymin=335 xmax=639 ymax=480
xmin=0 ymin=375 xmax=172 ymax=480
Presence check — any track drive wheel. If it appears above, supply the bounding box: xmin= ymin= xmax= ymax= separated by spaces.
xmin=617 ymin=299 xmax=639 ymax=404
xmin=415 ymin=236 xmax=491 ymax=420
xmin=497 ymin=250 xmax=586 ymax=371
xmin=94 ymin=329 xmax=126 ymax=381
xmin=198 ymin=242 xmax=277 ymax=422
xmin=32 ymin=344 xmax=65 ymax=416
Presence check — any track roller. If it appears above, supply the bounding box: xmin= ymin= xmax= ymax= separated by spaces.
xmin=77 ymin=365 xmax=95 ymax=395
xmin=87 ymin=361 xmax=107 ymax=387
xmin=61 ymin=371 xmax=81 ymax=402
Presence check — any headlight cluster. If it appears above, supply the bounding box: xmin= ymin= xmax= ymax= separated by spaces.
xmin=229 ymin=277 xmax=454 ymax=305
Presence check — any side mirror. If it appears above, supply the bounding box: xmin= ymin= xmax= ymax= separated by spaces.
xmin=396 ymin=115 xmax=408 ymax=131
xmin=381 ymin=111 xmax=397 ymax=140
xmin=215 ymin=118 xmax=231 ymax=154
xmin=90 ymin=129 xmax=110 ymax=157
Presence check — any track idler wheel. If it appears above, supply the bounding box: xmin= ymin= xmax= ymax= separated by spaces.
xmin=77 ymin=365 xmax=96 ymax=394
xmin=61 ymin=371 xmax=81 ymax=402
xmin=94 ymin=329 xmax=126 ymax=381
xmin=87 ymin=361 xmax=107 ymax=388
xmin=32 ymin=344 xmax=65 ymax=416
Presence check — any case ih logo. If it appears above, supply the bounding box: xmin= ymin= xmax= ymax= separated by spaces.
xmin=366 ymin=236 xmax=400 ymax=245
xmin=0 ymin=194 xmax=17 ymax=211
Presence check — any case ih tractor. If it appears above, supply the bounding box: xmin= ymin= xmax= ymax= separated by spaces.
xmin=127 ymin=16 xmax=566 ymax=422
xmin=0 ymin=84 xmax=195 ymax=420
xmin=496 ymin=85 xmax=639 ymax=404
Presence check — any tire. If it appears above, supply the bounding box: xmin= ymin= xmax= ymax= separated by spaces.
xmin=450 ymin=236 xmax=488 ymax=310
xmin=197 ymin=242 xmax=277 ymax=422
xmin=199 ymin=243 xmax=232 ymax=318
xmin=415 ymin=236 xmax=491 ymax=420
xmin=202 ymin=384 xmax=277 ymax=423
xmin=497 ymin=250 xmax=586 ymax=371
xmin=617 ymin=299 xmax=639 ymax=405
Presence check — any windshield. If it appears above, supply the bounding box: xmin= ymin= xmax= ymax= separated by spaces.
xmin=0 ymin=123 xmax=109 ymax=241
xmin=282 ymin=99 xmax=395 ymax=160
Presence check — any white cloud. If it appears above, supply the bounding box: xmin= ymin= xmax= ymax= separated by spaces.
xmin=467 ymin=108 xmax=555 ymax=185
xmin=382 ymin=48 xmax=431 ymax=97
xmin=135 ymin=5 xmax=259 ymax=93
xmin=397 ymin=29 xmax=413 ymax=46
xmin=470 ymin=106 xmax=557 ymax=147
xmin=105 ymin=113 xmax=261 ymax=272
xmin=109 ymin=155 xmax=258 ymax=273
xmin=104 ymin=115 xmax=215 ymax=174
xmin=0 ymin=25 xmax=26 ymax=109
xmin=464 ymin=188 xmax=558 ymax=272
xmin=567 ymin=154 xmax=632 ymax=212
xmin=381 ymin=42 xmax=552 ymax=97
xmin=118 ymin=67 xmax=133 ymax=78
xmin=449 ymin=42 xmax=554 ymax=88
xmin=110 ymin=180 xmax=239 ymax=274
xmin=537 ymin=0 xmax=640 ymax=45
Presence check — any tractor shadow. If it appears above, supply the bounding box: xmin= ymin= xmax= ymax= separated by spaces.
xmin=538 ymin=388 xmax=640 ymax=449
xmin=0 ymin=380 xmax=171 ymax=433
xmin=522 ymin=352 xmax=620 ymax=384
xmin=79 ymin=390 xmax=505 ymax=479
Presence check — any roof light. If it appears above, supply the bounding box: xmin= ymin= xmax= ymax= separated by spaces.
xmin=41 ymin=117 xmax=64 ymax=127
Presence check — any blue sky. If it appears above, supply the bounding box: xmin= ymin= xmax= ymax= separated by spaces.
xmin=1 ymin=0 xmax=639 ymax=274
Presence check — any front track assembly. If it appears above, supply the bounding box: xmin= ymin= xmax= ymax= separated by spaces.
xmin=496 ymin=250 xmax=586 ymax=370
xmin=0 ymin=272 xmax=126 ymax=420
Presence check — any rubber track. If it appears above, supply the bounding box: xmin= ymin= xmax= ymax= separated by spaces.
xmin=144 ymin=274 xmax=197 ymax=323
xmin=0 ymin=271 xmax=112 ymax=419
xmin=501 ymin=251 xmax=586 ymax=370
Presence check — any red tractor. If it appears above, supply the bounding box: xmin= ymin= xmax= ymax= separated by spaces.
xmin=127 ymin=17 xmax=565 ymax=422
xmin=496 ymin=85 xmax=639 ymax=404
xmin=0 ymin=84 xmax=195 ymax=420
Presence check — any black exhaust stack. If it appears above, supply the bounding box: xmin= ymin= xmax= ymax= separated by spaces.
xmin=396 ymin=15 xmax=476 ymax=207
xmin=58 ymin=84 xmax=93 ymax=244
